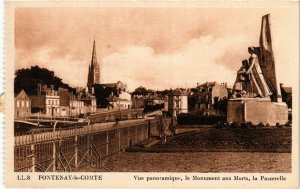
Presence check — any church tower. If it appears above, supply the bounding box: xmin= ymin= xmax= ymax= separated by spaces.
xmin=87 ymin=39 xmax=100 ymax=89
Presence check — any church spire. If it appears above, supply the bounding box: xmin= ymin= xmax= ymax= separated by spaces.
xmin=87 ymin=38 xmax=100 ymax=89
xmin=91 ymin=38 xmax=97 ymax=66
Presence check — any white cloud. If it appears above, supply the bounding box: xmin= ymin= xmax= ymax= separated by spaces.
xmin=102 ymin=35 xmax=247 ymax=91
xmin=16 ymin=32 xmax=295 ymax=92
xmin=16 ymin=48 xmax=88 ymax=88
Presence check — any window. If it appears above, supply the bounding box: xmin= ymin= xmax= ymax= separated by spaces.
xmin=16 ymin=100 xmax=20 ymax=108
xmin=175 ymin=101 xmax=180 ymax=108
xmin=26 ymin=101 xmax=30 ymax=108
xmin=21 ymin=101 xmax=25 ymax=107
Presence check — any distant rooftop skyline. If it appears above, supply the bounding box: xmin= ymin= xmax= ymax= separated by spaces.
xmin=15 ymin=5 xmax=299 ymax=91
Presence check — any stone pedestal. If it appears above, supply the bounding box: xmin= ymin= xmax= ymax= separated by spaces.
xmin=227 ymin=98 xmax=288 ymax=126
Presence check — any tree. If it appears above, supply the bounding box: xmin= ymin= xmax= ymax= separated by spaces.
xmin=93 ymin=84 xmax=118 ymax=108
xmin=156 ymin=89 xmax=172 ymax=97
xmin=188 ymin=94 xmax=198 ymax=111
xmin=131 ymin=86 xmax=149 ymax=96
xmin=14 ymin=66 xmax=75 ymax=95
xmin=213 ymin=97 xmax=228 ymax=115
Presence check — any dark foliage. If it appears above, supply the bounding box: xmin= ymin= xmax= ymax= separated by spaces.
xmin=177 ymin=113 xmax=227 ymax=125
xmin=213 ymin=97 xmax=228 ymax=114
xmin=188 ymin=95 xmax=198 ymax=110
xmin=143 ymin=104 xmax=164 ymax=113
xmin=132 ymin=86 xmax=171 ymax=98
xmin=14 ymin=66 xmax=75 ymax=95
xmin=93 ymin=84 xmax=118 ymax=108
xmin=131 ymin=86 xmax=149 ymax=96
xmin=156 ymin=89 xmax=172 ymax=97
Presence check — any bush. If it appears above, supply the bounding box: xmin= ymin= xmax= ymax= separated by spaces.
xmin=143 ymin=104 xmax=164 ymax=113
xmin=177 ymin=114 xmax=226 ymax=125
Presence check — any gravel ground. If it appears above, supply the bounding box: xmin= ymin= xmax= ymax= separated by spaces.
xmin=80 ymin=127 xmax=291 ymax=173
xmin=92 ymin=152 xmax=290 ymax=173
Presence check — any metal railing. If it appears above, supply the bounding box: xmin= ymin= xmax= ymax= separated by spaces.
xmin=14 ymin=119 xmax=159 ymax=172
xmin=88 ymin=109 xmax=144 ymax=123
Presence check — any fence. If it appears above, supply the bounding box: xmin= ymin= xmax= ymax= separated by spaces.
xmin=88 ymin=109 xmax=144 ymax=123
xmin=14 ymin=118 xmax=159 ymax=172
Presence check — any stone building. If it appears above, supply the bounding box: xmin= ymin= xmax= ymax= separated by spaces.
xmin=191 ymin=82 xmax=228 ymax=115
xmin=168 ymin=88 xmax=188 ymax=117
xmin=144 ymin=96 xmax=165 ymax=106
xmin=58 ymin=88 xmax=71 ymax=117
xmin=132 ymin=96 xmax=145 ymax=109
xmin=107 ymin=91 xmax=132 ymax=109
xmin=30 ymin=85 xmax=60 ymax=117
xmin=80 ymin=93 xmax=97 ymax=114
xmin=69 ymin=96 xmax=85 ymax=117
xmin=101 ymin=81 xmax=127 ymax=94
xmin=15 ymin=90 xmax=31 ymax=118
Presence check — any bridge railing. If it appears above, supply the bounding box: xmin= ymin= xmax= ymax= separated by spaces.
xmin=14 ymin=118 xmax=159 ymax=172
xmin=88 ymin=109 xmax=144 ymax=123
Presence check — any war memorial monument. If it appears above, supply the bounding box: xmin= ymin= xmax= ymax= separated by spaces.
xmin=228 ymin=14 xmax=288 ymax=126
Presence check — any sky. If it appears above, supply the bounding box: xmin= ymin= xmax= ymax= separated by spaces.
xmin=15 ymin=4 xmax=299 ymax=91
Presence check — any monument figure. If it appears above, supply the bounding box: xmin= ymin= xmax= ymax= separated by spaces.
xmin=227 ymin=14 xmax=288 ymax=126
xmin=232 ymin=46 xmax=273 ymax=98
xmin=246 ymin=46 xmax=273 ymax=98
xmin=232 ymin=59 xmax=250 ymax=98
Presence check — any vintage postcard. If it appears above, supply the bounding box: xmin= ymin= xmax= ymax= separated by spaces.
xmin=4 ymin=1 xmax=299 ymax=188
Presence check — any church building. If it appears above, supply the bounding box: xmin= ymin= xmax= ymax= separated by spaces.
xmin=86 ymin=39 xmax=131 ymax=109
xmin=87 ymin=39 xmax=100 ymax=89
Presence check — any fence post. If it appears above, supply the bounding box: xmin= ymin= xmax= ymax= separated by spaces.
xmin=89 ymin=133 xmax=93 ymax=166
xmin=87 ymin=126 xmax=91 ymax=166
xmin=52 ymin=121 xmax=58 ymax=172
xmin=74 ymin=131 xmax=78 ymax=171
xmin=57 ymin=139 xmax=62 ymax=170
xmin=52 ymin=140 xmax=56 ymax=172
xmin=30 ymin=131 xmax=35 ymax=172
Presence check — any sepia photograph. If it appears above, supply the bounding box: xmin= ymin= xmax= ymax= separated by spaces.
xmin=4 ymin=1 xmax=299 ymax=188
